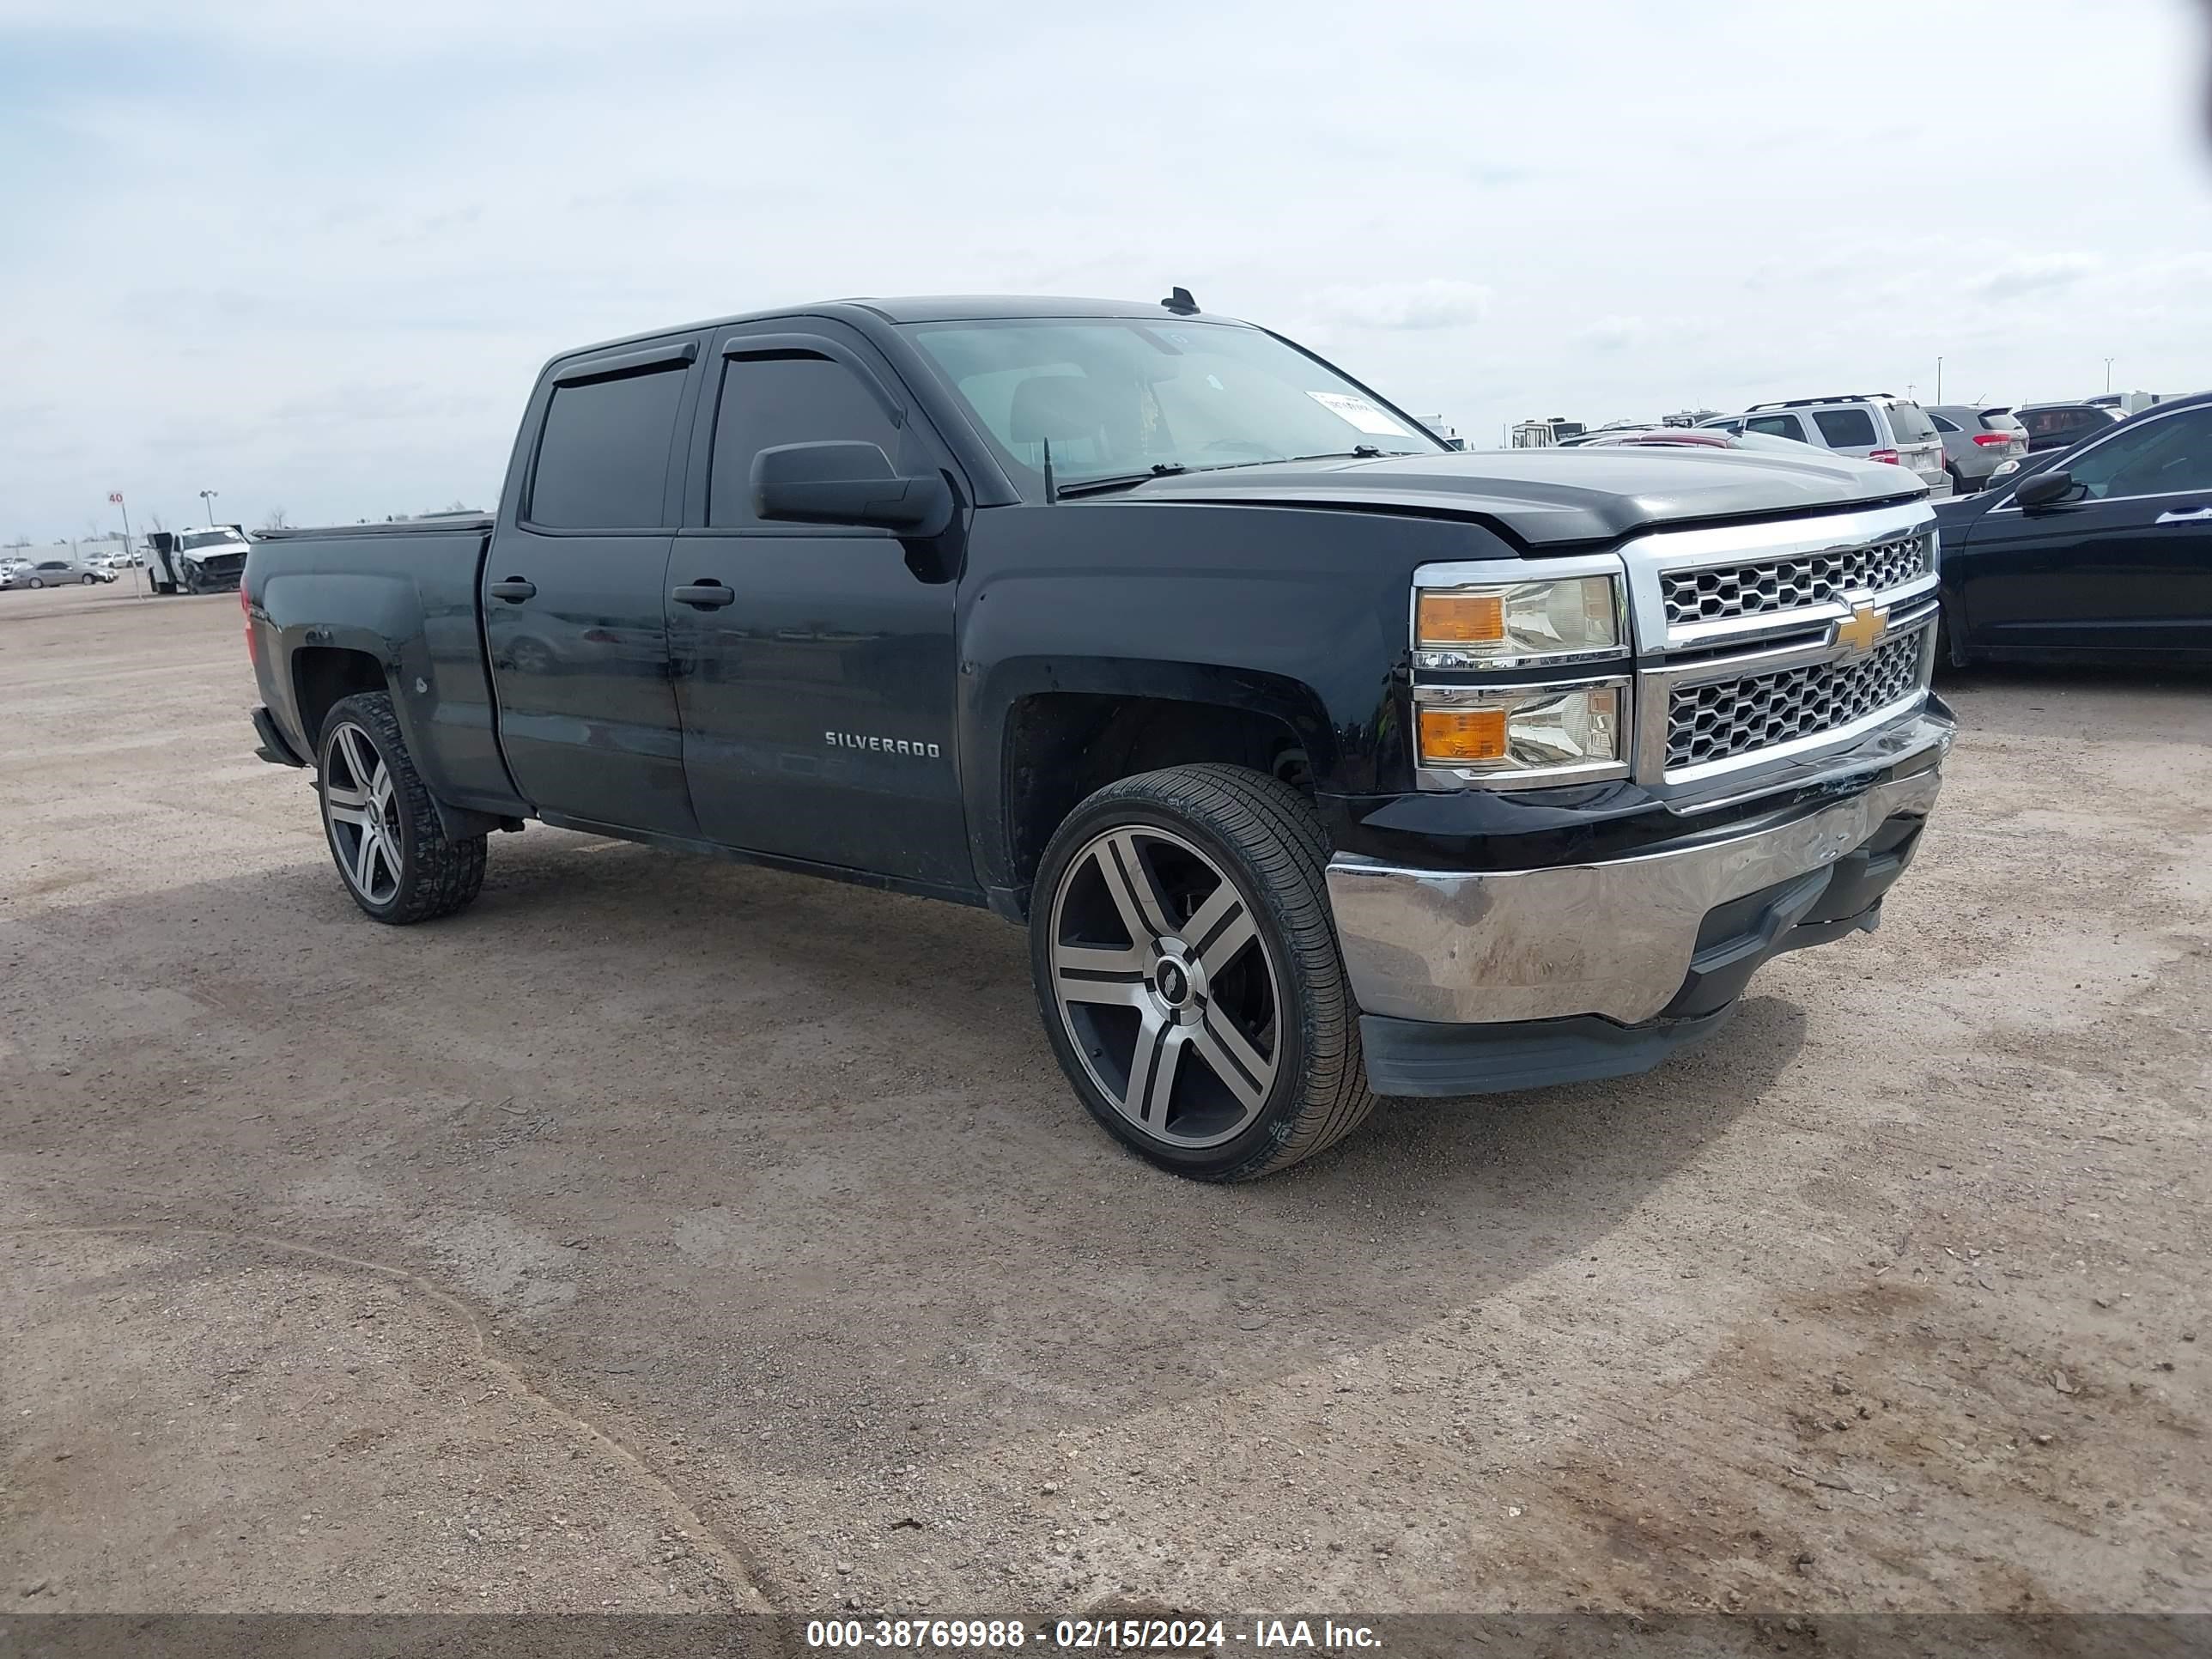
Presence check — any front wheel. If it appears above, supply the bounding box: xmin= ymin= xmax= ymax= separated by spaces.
xmin=317 ymin=691 xmax=486 ymax=924
xmin=81 ymin=574 xmax=98 ymax=586
xmin=26 ymin=578 xmax=43 ymax=589
xmin=1029 ymin=764 xmax=1375 ymax=1182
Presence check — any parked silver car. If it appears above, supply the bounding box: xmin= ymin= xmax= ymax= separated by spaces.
xmin=1926 ymin=404 xmax=2028 ymax=494
xmin=1 ymin=557 xmax=116 ymax=589
xmin=1700 ymin=394 xmax=1951 ymax=495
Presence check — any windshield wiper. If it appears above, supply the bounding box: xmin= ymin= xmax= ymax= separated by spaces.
xmin=1053 ymin=463 xmax=1188 ymax=500
xmin=1277 ymin=446 xmax=1390 ymax=463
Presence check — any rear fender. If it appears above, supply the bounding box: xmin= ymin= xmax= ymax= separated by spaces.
xmin=259 ymin=572 xmax=474 ymax=823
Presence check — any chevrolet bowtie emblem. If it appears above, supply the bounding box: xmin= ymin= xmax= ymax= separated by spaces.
xmin=1834 ymin=602 xmax=1889 ymax=655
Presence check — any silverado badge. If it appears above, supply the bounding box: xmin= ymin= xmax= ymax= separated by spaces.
xmin=1834 ymin=602 xmax=1889 ymax=656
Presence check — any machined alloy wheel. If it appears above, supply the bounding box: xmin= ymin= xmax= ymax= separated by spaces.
xmin=1048 ymin=823 xmax=1281 ymax=1149
xmin=315 ymin=690 xmax=486 ymax=925
xmin=1030 ymin=764 xmax=1376 ymax=1182
xmin=26 ymin=577 xmax=43 ymax=589
xmin=323 ymin=720 xmax=404 ymax=907
xmin=80 ymin=573 xmax=98 ymax=586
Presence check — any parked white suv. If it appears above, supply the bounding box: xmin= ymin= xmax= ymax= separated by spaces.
xmin=1700 ymin=396 xmax=1950 ymax=497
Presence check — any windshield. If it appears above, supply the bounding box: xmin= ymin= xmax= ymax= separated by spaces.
xmin=180 ymin=529 xmax=247 ymax=551
xmin=902 ymin=317 xmax=1443 ymax=487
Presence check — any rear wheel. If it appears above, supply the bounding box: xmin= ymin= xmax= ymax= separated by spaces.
xmin=1030 ymin=763 xmax=1375 ymax=1182
xmin=26 ymin=577 xmax=43 ymax=589
xmin=316 ymin=691 xmax=486 ymax=924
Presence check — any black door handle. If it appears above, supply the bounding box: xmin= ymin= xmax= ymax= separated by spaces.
xmin=672 ymin=581 xmax=735 ymax=609
xmin=489 ymin=578 xmax=537 ymax=603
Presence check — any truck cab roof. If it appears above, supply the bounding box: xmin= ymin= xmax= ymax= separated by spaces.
xmin=556 ymin=295 xmax=1250 ymax=363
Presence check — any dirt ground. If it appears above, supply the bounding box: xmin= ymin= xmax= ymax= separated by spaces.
xmin=2 ymin=582 xmax=2207 ymax=1618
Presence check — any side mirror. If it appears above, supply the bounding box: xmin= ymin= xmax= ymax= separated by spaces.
xmin=751 ymin=441 xmax=954 ymax=537
xmin=2013 ymin=468 xmax=2076 ymax=509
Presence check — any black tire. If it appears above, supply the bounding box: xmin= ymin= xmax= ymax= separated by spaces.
xmin=316 ymin=690 xmax=486 ymax=924
xmin=1029 ymin=763 xmax=1375 ymax=1182
xmin=81 ymin=574 xmax=97 ymax=586
xmin=26 ymin=578 xmax=43 ymax=589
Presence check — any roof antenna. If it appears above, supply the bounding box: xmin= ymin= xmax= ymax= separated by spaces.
xmin=1160 ymin=286 xmax=1200 ymax=315
xmin=1041 ymin=436 xmax=1059 ymax=505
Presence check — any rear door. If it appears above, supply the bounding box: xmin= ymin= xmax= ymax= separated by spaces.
xmin=1955 ymin=404 xmax=2212 ymax=657
xmin=483 ymin=337 xmax=704 ymax=836
xmin=665 ymin=319 xmax=971 ymax=890
xmin=1882 ymin=401 xmax=1949 ymax=491
xmin=1743 ymin=411 xmax=1809 ymax=443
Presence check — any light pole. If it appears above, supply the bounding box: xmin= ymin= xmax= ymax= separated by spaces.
xmin=1936 ymin=357 xmax=1943 ymax=404
xmin=2105 ymin=358 xmax=2116 ymax=394
xmin=109 ymin=489 xmax=143 ymax=598
xmin=198 ymin=489 xmax=218 ymax=526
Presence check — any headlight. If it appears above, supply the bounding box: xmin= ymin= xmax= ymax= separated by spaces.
xmin=1414 ymin=574 xmax=1624 ymax=670
xmin=1416 ymin=681 xmax=1629 ymax=782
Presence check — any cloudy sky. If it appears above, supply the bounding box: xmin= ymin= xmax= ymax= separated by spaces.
xmin=3 ymin=0 xmax=2209 ymax=539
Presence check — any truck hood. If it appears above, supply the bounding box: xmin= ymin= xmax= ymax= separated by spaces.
xmin=1106 ymin=447 xmax=1926 ymax=546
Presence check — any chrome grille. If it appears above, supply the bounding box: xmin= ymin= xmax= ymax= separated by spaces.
xmin=1667 ymin=623 xmax=1928 ymax=770
xmin=1660 ymin=532 xmax=1933 ymax=628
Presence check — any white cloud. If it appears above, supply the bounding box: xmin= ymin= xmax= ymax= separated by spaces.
xmin=1578 ymin=315 xmax=1645 ymax=353
xmin=0 ymin=0 xmax=2206 ymax=533
xmin=1308 ymin=279 xmax=1497 ymax=331
xmin=1973 ymin=253 xmax=2106 ymax=301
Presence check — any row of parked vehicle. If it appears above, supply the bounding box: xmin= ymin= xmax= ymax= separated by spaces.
xmin=0 ymin=553 xmax=120 ymax=589
xmin=0 ymin=526 xmax=256 ymax=594
xmin=1551 ymin=391 xmax=2161 ymax=501
xmin=1539 ymin=386 xmax=2207 ymax=669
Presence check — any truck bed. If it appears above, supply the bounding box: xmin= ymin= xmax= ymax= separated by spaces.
xmin=255 ymin=514 xmax=495 ymax=542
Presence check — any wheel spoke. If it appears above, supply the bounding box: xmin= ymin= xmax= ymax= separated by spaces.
xmin=353 ymin=823 xmax=384 ymax=893
xmin=1054 ymin=943 xmax=1148 ymax=1006
xmin=335 ymin=727 xmax=374 ymax=790
xmin=325 ymin=794 xmax=370 ymax=825
xmin=1096 ymin=832 xmax=1175 ymax=943
xmin=1193 ymin=1005 xmax=1273 ymax=1109
xmin=1178 ymin=880 xmax=1255 ymax=978
xmin=1121 ymin=1011 xmax=1186 ymax=1127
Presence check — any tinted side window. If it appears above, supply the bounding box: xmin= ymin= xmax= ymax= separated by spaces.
xmin=709 ymin=354 xmax=903 ymax=527
xmin=529 ymin=365 xmax=688 ymax=530
xmin=1812 ymin=408 xmax=1879 ymax=447
xmin=1745 ymin=414 xmax=1806 ymax=441
xmin=2063 ymin=410 xmax=2212 ymax=501
xmin=2025 ymin=408 xmax=2094 ymax=441
xmin=1928 ymin=413 xmax=1960 ymax=434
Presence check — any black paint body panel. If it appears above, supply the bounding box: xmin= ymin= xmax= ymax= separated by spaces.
xmin=246 ymin=294 xmax=1942 ymax=911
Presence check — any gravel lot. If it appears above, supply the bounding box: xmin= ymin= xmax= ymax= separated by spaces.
xmin=3 ymin=582 xmax=2207 ymax=1617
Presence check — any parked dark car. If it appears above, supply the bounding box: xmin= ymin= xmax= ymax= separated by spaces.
xmin=244 ymin=293 xmax=1952 ymax=1182
xmin=2013 ymin=401 xmax=2126 ymax=454
xmin=1934 ymin=392 xmax=2212 ymax=665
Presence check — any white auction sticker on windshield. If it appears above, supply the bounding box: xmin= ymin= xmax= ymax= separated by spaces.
xmin=1307 ymin=391 xmax=1414 ymax=437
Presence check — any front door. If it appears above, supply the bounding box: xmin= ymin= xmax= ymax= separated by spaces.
xmin=1960 ymin=404 xmax=2212 ymax=657
xmin=483 ymin=339 xmax=702 ymax=836
xmin=665 ymin=321 xmax=969 ymax=890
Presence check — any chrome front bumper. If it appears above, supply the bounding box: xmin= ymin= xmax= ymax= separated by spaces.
xmin=1324 ymin=721 xmax=1948 ymax=1028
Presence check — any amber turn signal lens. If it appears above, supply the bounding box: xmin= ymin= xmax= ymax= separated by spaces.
xmin=1416 ymin=591 xmax=1505 ymax=646
xmin=1418 ymin=706 xmax=1509 ymax=763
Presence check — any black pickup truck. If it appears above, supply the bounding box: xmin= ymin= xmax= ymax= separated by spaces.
xmin=246 ymin=293 xmax=1953 ymax=1182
